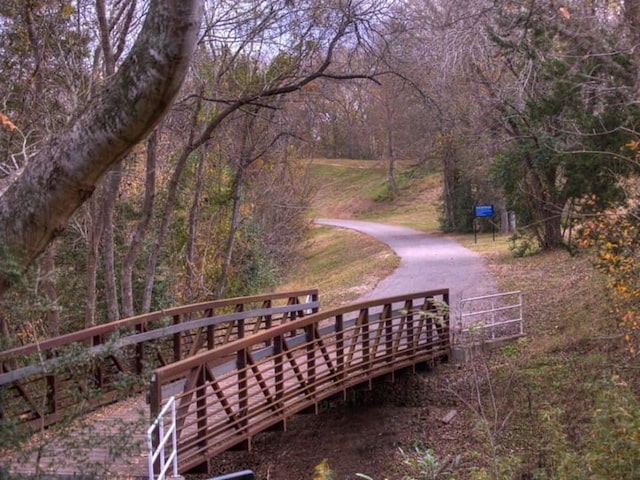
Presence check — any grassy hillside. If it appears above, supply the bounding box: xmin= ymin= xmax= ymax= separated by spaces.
xmin=308 ymin=158 xmax=441 ymax=231
xmin=277 ymin=158 xmax=639 ymax=479
xmin=279 ymin=159 xmax=442 ymax=306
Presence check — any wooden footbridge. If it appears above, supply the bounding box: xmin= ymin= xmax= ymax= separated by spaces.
xmin=0 ymin=288 xmax=451 ymax=478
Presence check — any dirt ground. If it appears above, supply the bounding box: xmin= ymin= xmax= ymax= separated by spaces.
xmin=200 ymin=364 xmax=476 ymax=480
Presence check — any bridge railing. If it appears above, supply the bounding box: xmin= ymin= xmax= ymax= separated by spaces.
xmin=0 ymin=289 xmax=319 ymax=432
xmin=149 ymin=289 xmax=450 ymax=473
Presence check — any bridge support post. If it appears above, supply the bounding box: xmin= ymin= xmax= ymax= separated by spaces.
xmin=335 ymin=314 xmax=344 ymax=381
xmin=404 ymin=300 xmax=414 ymax=356
xmin=45 ymin=351 xmax=57 ymax=417
xmin=305 ymin=325 xmax=316 ymax=395
xmin=261 ymin=300 xmax=272 ymax=345
xmin=196 ymin=366 xmax=208 ymax=451
xmin=274 ymin=335 xmax=284 ymax=409
xmin=237 ymin=348 xmax=248 ymax=430
xmin=136 ymin=322 xmax=145 ymax=375
xmin=149 ymin=373 xmax=161 ymax=476
xmin=173 ymin=314 xmax=182 ymax=362
xmin=359 ymin=309 xmax=370 ymax=365
xmin=383 ymin=303 xmax=393 ymax=363
xmin=443 ymin=291 xmax=451 ymax=355
xmin=426 ymin=299 xmax=434 ymax=355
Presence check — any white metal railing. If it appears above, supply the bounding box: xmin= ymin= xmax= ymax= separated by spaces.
xmin=147 ymin=395 xmax=178 ymax=480
xmin=457 ymin=291 xmax=523 ymax=343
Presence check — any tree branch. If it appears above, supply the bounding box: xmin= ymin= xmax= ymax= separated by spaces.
xmin=0 ymin=0 xmax=203 ymax=293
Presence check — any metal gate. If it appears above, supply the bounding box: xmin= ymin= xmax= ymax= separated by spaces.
xmin=456 ymin=291 xmax=523 ymax=344
xmin=147 ymin=396 xmax=178 ymax=480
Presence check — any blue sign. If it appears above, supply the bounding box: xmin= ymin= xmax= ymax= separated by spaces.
xmin=474 ymin=205 xmax=494 ymax=218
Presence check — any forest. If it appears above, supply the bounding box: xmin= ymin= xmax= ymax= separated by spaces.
xmin=1 ymin=0 xmax=640 ymax=357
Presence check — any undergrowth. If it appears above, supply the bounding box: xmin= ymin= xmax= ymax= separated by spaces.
xmin=308 ymin=242 xmax=640 ymax=479
xmin=446 ymin=246 xmax=640 ymax=479
xmin=289 ymin=160 xmax=640 ymax=479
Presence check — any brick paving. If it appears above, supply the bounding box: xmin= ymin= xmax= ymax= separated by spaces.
xmin=5 ymin=396 xmax=151 ymax=478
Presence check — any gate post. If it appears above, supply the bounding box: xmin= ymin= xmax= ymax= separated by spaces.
xmin=149 ymin=372 xmax=162 ymax=475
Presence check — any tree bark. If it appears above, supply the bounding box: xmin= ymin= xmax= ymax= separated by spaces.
xmin=121 ymin=130 xmax=157 ymax=318
xmin=141 ymin=94 xmax=204 ymax=313
xmin=185 ymin=148 xmax=206 ymax=303
xmin=39 ymin=242 xmax=60 ymax=337
xmin=624 ymin=2 xmax=640 ymax=95
xmin=101 ymin=164 xmax=123 ymax=321
xmin=383 ymin=94 xmax=398 ymax=199
xmin=84 ymin=198 xmax=103 ymax=328
xmin=216 ymin=169 xmax=245 ymax=299
xmin=442 ymin=138 xmax=457 ymax=230
xmin=0 ymin=0 xmax=203 ymax=297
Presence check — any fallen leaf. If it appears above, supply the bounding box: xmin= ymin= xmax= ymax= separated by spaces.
xmin=0 ymin=113 xmax=17 ymax=130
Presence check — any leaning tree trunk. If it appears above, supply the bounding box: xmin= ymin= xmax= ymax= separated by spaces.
xmin=121 ymin=131 xmax=157 ymax=318
xmin=441 ymin=137 xmax=457 ymax=231
xmin=539 ymin=202 xmax=564 ymax=250
xmin=0 ymin=0 xmax=203 ymax=298
xmin=216 ymin=169 xmax=245 ymax=299
xmin=141 ymin=94 xmax=204 ymax=313
xmin=101 ymin=164 xmax=123 ymax=322
xmin=383 ymin=99 xmax=398 ymax=200
xmin=524 ymin=161 xmax=564 ymax=250
xmin=185 ymin=148 xmax=206 ymax=303
xmin=84 ymin=197 xmax=103 ymax=328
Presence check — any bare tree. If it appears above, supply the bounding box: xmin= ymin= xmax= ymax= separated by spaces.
xmin=137 ymin=0 xmax=388 ymax=310
xmin=120 ymin=131 xmax=158 ymax=318
xmin=0 ymin=1 xmax=203 ymax=299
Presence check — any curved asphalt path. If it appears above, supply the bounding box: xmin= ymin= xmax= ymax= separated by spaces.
xmin=316 ymin=218 xmax=497 ymax=320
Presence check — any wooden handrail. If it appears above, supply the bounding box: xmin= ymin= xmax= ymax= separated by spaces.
xmin=0 ymin=289 xmax=318 ymax=360
xmin=149 ymin=289 xmax=450 ymax=473
xmin=151 ymin=288 xmax=448 ymax=383
xmin=0 ymin=289 xmax=319 ymax=432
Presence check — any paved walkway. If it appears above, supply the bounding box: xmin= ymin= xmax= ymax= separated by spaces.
xmin=315 ymin=219 xmax=498 ymax=320
xmin=4 ymin=220 xmax=496 ymax=478
xmin=5 ymin=397 xmax=149 ymax=478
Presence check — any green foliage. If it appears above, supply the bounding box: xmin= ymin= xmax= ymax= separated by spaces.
xmin=1 ymin=337 xmax=148 ymax=477
xmin=313 ymin=459 xmax=333 ymax=480
xmin=533 ymin=378 xmax=640 ymax=480
xmin=399 ymin=444 xmax=460 ymax=480
xmin=468 ymin=455 xmax=521 ymax=480
xmin=266 ymin=51 xmax=297 ymax=82
xmin=488 ymin=2 xmax=640 ymax=250
xmin=575 ymin=187 xmax=640 ymax=354
xmin=507 ymin=232 xmax=540 ymax=258
xmin=0 ymin=241 xmax=25 ymax=291
xmin=0 ymin=0 xmax=92 ymax=144
xmin=0 ymin=414 xmax=25 ymax=453
xmin=224 ymin=221 xmax=279 ymax=297
xmin=356 ymin=445 xmax=460 ymax=480
xmin=370 ymin=167 xmax=421 ymax=203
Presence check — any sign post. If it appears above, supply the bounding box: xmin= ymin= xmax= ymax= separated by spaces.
xmin=473 ymin=204 xmax=494 ymax=244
